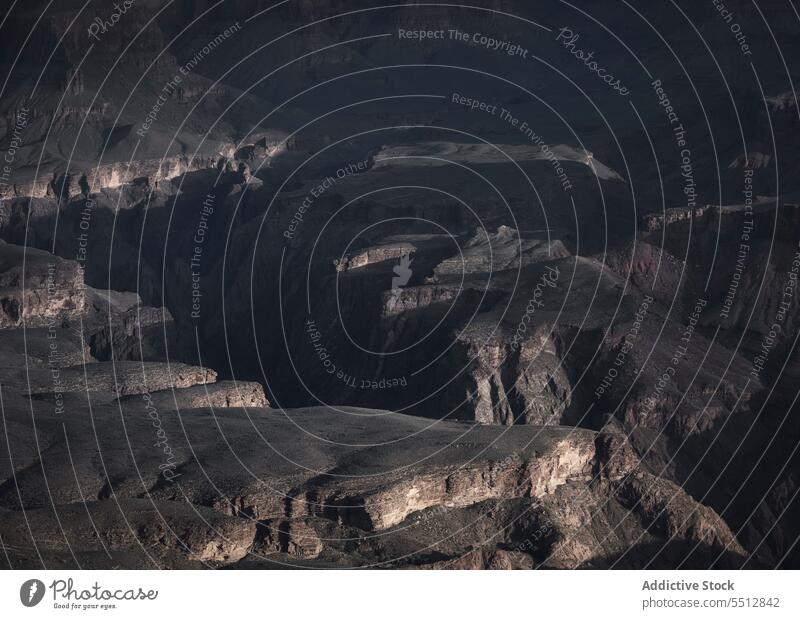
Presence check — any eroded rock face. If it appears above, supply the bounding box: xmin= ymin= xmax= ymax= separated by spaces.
xmin=622 ymin=203 xmax=800 ymax=337
xmin=306 ymin=441 xmax=594 ymax=531
xmin=381 ymin=284 xmax=462 ymax=317
xmin=2 ymin=0 xmax=799 ymax=574
xmin=121 ymin=380 xmax=269 ymax=410
xmin=11 ymin=360 xmax=216 ymax=397
xmin=1 ymin=0 xmax=797 ymax=570
xmin=336 ymin=240 xmax=417 ymax=272
xmin=0 ymin=499 xmax=255 ymax=566
xmin=449 ymin=328 xmax=576 ymax=426
xmin=615 ymin=472 xmax=747 ymax=559
xmin=0 ymin=157 xmax=789 ymax=571
xmin=256 ymin=519 xmax=323 ymax=559
xmin=415 ymin=548 xmax=534 ymax=570
xmin=434 ymin=226 xmax=570 ymax=277
xmin=0 ymin=241 xmax=86 ymax=328
xmin=0 ymin=366 xmax=750 ymax=568
xmin=0 ymin=241 xmax=176 ymax=368
xmin=0 ymin=207 xmax=770 ymax=567
xmin=83 ymin=288 xmax=176 ymax=362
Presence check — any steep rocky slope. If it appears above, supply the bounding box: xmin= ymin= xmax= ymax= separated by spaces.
xmin=0 ymin=242 xmax=751 ymax=568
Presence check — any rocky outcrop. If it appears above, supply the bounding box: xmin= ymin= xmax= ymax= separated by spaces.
xmin=1 ymin=0 xmax=797 ymax=570
xmin=434 ymin=226 xmax=570 ymax=276
xmin=615 ymin=472 xmax=746 ymax=558
xmin=0 ymin=232 xmax=762 ymax=569
xmin=256 ymin=519 xmax=323 ymax=559
xmin=81 ymin=288 xmax=177 ymax=362
xmin=121 ymin=380 xmax=269 ymax=410
xmin=336 ymin=241 xmax=417 ymax=272
xmin=0 ymin=241 xmax=86 ymax=328
xmin=0 ymin=366 xmax=748 ymax=568
xmin=11 ymin=360 xmax=216 ymax=397
xmin=288 ymin=428 xmax=596 ymax=531
xmin=415 ymin=549 xmax=534 ymax=570
xmin=0 ymin=499 xmax=255 ymax=567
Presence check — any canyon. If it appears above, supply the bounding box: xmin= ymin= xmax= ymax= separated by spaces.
xmin=0 ymin=0 xmax=798 ymax=569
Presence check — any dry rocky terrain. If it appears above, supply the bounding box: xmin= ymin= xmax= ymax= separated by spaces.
xmin=0 ymin=0 xmax=798 ymax=569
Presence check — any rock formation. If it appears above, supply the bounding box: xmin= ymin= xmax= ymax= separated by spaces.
xmin=0 ymin=0 xmax=797 ymax=570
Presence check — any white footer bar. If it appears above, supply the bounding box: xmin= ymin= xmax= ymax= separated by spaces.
xmin=1 ymin=570 xmax=796 ymax=618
